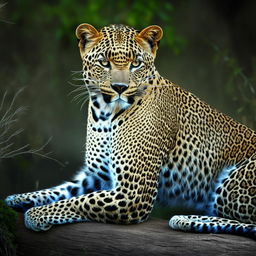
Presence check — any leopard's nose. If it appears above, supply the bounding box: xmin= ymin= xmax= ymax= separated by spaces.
xmin=111 ymin=83 xmax=128 ymax=95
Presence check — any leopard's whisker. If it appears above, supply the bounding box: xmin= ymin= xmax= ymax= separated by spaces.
xmin=72 ymin=92 xmax=89 ymax=103
xmin=69 ymin=86 xmax=87 ymax=96
xmin=80 ymin=95 xmax=90 ymax=110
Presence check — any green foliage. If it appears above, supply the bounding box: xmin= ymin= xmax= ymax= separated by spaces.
xmin=0 ymin=200 xmax=17 ymax=239
xmin=213 ymin=46 xmax=256 ymax=129
xmin=10 ymin=0 xmax=186 ymax=54
xmin=0 ymin=200 xmax=17 ymax=256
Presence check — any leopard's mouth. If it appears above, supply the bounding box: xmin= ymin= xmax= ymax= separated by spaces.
xmin=101 ymin=93 xmax=135 ymax=105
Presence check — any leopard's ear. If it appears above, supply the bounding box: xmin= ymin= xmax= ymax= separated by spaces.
xmin=75 ymin=23 xmax=102 ymax=56
xmin=136 ymin=25 xmax=163 ymax=56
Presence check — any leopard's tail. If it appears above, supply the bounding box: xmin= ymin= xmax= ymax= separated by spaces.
xmin=169 ymin=215 xmax=256 ymax=239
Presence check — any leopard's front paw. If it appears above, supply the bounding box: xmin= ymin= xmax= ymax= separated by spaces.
xmin=5 ymin=194 xmax=35 ymax=212
xmin=24 ymin=207 xmax=52 ymax=232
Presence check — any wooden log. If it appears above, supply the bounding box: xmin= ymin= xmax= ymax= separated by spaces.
xmin=16 ymin=213 xmax=256 ymax=256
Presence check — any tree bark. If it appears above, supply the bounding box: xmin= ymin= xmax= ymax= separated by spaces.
xmin=16 ymin=213 xmax=256 ymax=256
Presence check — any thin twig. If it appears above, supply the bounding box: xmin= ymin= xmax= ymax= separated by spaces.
xmin=0 ymin=90 xmax=64 ymax=166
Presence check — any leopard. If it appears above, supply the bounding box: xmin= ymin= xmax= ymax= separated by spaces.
xmin=4 ymin=23 xmax=256 ymax=238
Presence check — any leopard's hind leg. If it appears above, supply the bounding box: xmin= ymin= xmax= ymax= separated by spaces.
xmin=5 ymin=165 xmax=114 ymax=212
xmin=169 ymin=155 xmax=256 ymax=238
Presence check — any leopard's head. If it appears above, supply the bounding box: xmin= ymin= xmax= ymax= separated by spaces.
xmin=76 ymin=23 xmax=163 ymax=109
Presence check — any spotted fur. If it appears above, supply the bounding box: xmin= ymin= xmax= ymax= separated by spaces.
xmin=5 ymin=24 xmax=256 ymax=238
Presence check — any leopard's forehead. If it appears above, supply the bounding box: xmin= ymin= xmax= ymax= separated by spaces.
xmin=94 ymin=24 xmax=143 ymax=62
xmin=100 ymin=24 xmax=138 ymax=45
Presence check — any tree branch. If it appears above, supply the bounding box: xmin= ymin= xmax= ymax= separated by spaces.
xmin=16 ymin=213 xmax=256 ymax=256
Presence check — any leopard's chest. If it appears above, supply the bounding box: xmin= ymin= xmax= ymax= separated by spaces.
xmin=85 ymin=116 xmax=113 ymax=169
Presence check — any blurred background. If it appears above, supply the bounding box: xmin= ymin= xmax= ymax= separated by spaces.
xmin=0 ymin=0 xmax=256 ymax=218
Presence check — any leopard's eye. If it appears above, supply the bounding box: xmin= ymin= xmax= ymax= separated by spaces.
xmin=98 ymin=59 xmax=110 ymax=68
xmin=130 ymin=57 xmax=143 ymax=70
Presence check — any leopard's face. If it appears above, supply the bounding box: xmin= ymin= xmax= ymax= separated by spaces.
xmin=76 ymin=24 xmax=163 ymax=109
